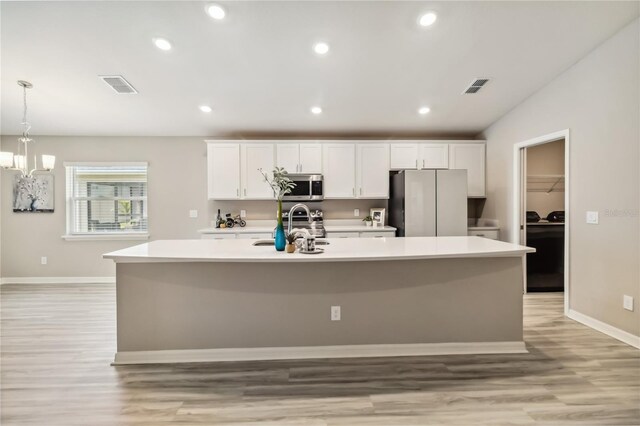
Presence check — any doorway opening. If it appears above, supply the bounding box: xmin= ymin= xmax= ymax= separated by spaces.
xmin=513 ymin=130 xmax=570 ymax=315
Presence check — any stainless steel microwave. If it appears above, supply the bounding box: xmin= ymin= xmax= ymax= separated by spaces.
xmin=283 ymin=174 xmax=324 ymax=201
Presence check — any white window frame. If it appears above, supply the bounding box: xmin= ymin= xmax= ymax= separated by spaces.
xmin=62 ymin=162 xmax=150 ymax=241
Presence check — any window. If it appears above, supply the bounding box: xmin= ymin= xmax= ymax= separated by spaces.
xmin=65 ymin=163 xmax=148 ymax=239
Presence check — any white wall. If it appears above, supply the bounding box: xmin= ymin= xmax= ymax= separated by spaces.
xmin=480 ymin=19 xmax=639 ymax=336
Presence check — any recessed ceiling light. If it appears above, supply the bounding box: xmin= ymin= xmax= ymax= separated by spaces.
xmin=311 ymin=106 xmax=322 ymax=115
xmin=153 ymin=38 xmax=172 ymax=51
xmin=418 ymin=106 xmax=431 ymax=115
xmin=206 ymin=4 xmax=226 ymax=20
xmin=313 ymin=42 xmax=330 ymax=55
xmin=418 ymin=12 xmax=438 ymax=27
xmin=199 ymin=105 xmax=213 ymax=113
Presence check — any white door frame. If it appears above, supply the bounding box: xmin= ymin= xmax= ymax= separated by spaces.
xmin=512 ymin=129 xmax=570 ymax=315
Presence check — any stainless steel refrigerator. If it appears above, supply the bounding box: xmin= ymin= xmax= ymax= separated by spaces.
xmin=389 ymin=170 xmax=468 ymax=236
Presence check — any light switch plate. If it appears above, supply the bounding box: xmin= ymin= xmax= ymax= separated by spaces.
xmin=240 ymin=210 xmax=247 ymax=218
xmin=189 ymin=210 xmax=198 ymax=218
xmin=586 ymin=211 xmax=599 ymax=224
xmin=354 ymin=209 xmax=360 ymax=217
xmin=623 ymin=295 xmax=634 ymax=311
xmin=41 ymin=257 xmax=47 ymax=265
xmin=331 ymin=306 xmax=341 ymax=321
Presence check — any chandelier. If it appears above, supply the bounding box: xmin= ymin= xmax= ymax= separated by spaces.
xmin=0 ymin=80 xmax=55 ymax=177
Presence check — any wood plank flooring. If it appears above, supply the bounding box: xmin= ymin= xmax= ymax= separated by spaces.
xmin=1 ymin=284 xmax=638 ymax=425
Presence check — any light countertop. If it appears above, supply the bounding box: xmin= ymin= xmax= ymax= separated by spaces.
xmin=104 ymin=236 xmax=534 ymax=264
xmin=198 ymin=220 xmax=396 ymax=234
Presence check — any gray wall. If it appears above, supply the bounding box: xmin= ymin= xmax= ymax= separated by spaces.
xmin=479 ymin=19 xmax=639 ymax=336
xmin=0 ymin=136 xmax=396 ymax=278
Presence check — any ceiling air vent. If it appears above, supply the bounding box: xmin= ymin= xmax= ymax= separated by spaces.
xmin=463 ymin=78 xmax=489 ymax=94
xmin=99 ymin=75 xmax=138 ymax=94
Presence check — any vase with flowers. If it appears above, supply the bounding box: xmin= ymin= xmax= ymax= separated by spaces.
xmin=259 ymin=167 xmax=296 ymax=251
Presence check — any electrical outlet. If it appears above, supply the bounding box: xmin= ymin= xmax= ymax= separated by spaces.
xmin=331 ymin=306 xmax=341 ymax=321
xmin=354 ymin=209 xmax=359 ymax=217
xmin=41 ymin=256 xmax=47 ymax=265
xmin=623 ymin=295 xmax=634 ymax=311
xmin=189 ymin=210 xmax=198 ymax=218
xmin=240 ymin=210 xmax=247 ymax=218
xmin=586 ymin=211 xmax=599 ymax=224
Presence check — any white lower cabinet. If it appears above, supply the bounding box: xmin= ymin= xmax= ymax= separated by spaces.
xmin=201 ymin=233 xmax=237 ymax=240
xmin=326 ymin=231 xmax=396 ymax=238
xmin=327 ymin=232 xmax=360 ymax=238
xmin=468 ymin=229 xmax=499 ymax=240
xmin=359 ymin=231 xmax=395 ymax=238
xmin=236 ymin=233 xmax=273 ymax=239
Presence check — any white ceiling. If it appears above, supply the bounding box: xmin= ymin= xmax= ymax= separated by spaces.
xmin=1 ymin=1 xmax=638 ymax=137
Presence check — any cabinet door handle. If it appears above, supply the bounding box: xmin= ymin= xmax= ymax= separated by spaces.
xmin=360 ymin=188 xmax=362 ymax=195
xmin=236 ymin=188 xmax=239 ymax=197
xmin=352 ymin=188 xmax=355 ymax=196
xmin=244 ymin=188 xmax=247 ymax=196
xmin=299 ymin=163 xmax=302 ymax=172
xmin=416 ymin=159 xmax=418 ymax=169
xmin=423 ymin=159 xmax=425 ymax=168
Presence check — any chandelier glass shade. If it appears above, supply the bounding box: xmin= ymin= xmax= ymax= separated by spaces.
xmin=0 ymin=80 xmax=55 ymax=177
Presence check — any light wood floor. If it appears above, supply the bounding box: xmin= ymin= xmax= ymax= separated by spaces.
xmin=1 ymin=284 xmax=638 ymax=425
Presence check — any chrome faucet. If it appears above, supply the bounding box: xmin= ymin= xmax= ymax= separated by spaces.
xmin=287 ymin=203 xmax=312 ymax=236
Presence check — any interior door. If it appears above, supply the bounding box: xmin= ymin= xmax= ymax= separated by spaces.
xmin=521 ymin=147 xmax=528 ymax=293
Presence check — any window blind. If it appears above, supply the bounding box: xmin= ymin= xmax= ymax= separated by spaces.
xmin=65 ymin=164 xmax=148 ymax=235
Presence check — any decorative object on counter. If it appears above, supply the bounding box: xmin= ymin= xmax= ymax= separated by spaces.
xmin=224 ymin=213 xmax=247 ymax=228
xmin=12 ymin=174 xmax=54 ymax=213
xmin=363 ymin=215 xmax=373 ymax=227
xmin=285 ymin=233 xmax=297 ymax=253
xmin=1 ymin=81 xmax=56 ymax=178
xmin=301 ymin=234 xmax=317 ymax=253
xmin=215 ymin=209 xmax=222 ymax=228
xmin=259 ymin=167 xmax=296 ymax=251
xmin=370 ymin=208 xmax=385 ymax=227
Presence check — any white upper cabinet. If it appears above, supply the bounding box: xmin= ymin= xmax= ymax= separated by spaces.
xmin=420 ymin=144 xmax=449 ymax=169
xmin=323 ymin=143 xmax=356 ymax=198
xmin=241 ymin=144 xmax=275 ymax=199
xmin=299 ymin=144 xmax=322 ymax=173
xmin=449 ymin=143 xmax=486 ymax=197
xmin=390 ymin=142 xmax=448 ymax=170
xmin=207 ymin=143 xmax=240 ymax=200
xmin=275 ymin=143 xmax=322 ymax=174
xmin=275 ymin=144 xmax=299 ymax=173
xmin=357 ymin=143 xmax=390 ymax=198
xmin=390 ymin=143 xmax=419 ymax=170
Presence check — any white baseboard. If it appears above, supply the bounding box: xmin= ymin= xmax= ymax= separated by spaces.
xmin=113 ymin=341 xmax=527 ymax=365
xmin=0 ymin=276 xmax=115 ymax=285
xmin=568 ymin=309 xmax=640 ymax=349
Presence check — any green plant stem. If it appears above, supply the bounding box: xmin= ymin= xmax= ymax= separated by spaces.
xmin=277 ymin=198 xmax=283 ymax=227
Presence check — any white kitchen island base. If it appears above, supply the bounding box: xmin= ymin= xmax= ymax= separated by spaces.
xmin=106 ymin=237 xmax=533 ymax=365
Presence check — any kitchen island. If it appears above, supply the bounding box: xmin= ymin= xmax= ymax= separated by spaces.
xmin=104 ymin=237 xmax=534 ymax=365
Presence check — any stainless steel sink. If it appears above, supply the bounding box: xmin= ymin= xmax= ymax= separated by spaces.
xmin=252 ymin=239 xmax=330 ymax=247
